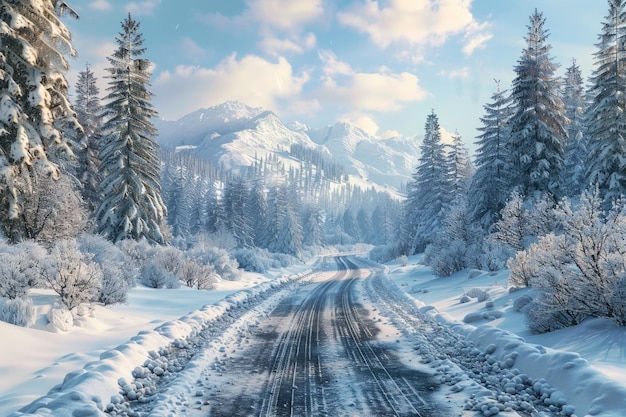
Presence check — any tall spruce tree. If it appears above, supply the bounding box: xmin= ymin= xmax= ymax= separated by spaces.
xmin=405 ymin=110 xmax=451 ymax=254
xmin=447 ymin=130 xmax=474 ymax=197
xmin=508 ymin=9 xmax=567 ymax=199
xmin=0 ymin=1 xmax=80 ymax=241
xmin=468 ymin=81 xmax=513 ymax=227
xmin=73 ymin=64 xmax=103 ymax=214
xmin=561 ymin=59 xmax=588 ymax=197
xmin=96 ymin=14 xmax=166 ymax=244
xmin=585 ymin=0 xmax=626 ymax=205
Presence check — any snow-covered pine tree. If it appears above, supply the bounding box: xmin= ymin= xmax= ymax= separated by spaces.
xmin=507 ymin=9 xmax=567 ymax=199
xmin=404 ymin=110 xmax=451 ymax=254
xmin=301 ymin=203 xmax=323 ymax=247
xmin=584 ymin=0 xmax=626 ymax=205
xmin=447 ymin=130 xmax=474 ymax=196
xmin=248 ymin=180 xmax=268 ymax=247
xmin=96 ymin=14 xmax=166 ymax=244
xmin=561 ymin=59 xmax=588 ymax=197
xmin=73 ymin=64 xmax=103 ymax=214
xmin=468 ymin=81 xmax=513 ymax=227
xmin=0 ymin=1 xmax=81 ymax=241
xmin=223 ymin=177 xmax=254 ymax=249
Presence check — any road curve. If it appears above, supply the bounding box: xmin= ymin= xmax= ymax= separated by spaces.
xmin=205 ymin=256 xmax=448 ymax=417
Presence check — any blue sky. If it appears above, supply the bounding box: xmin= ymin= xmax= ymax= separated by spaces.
xmin=64 ymin=1 xmax=605 ymax=150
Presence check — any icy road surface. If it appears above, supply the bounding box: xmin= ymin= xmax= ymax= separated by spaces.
xmin=203 ymin=256 xmax=447 ymax=416
xmin=109 ymin=257 xmax=566 ymax=417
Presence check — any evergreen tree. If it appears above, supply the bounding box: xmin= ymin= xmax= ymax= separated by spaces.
xmin=96 ymin=14 xmax=166 ymax=244
xmin=73 ymin=64 xmax=103 ymax=214
xmin=301 ymin=203 xmax=323 ymax=247
xmin=248 ymin=180 xmax=268 ymax=247
xmin=468 ymin=81 xmax=513 ymax=227
xmin=0 ymin=1 xmax=80 ymax=241
xmin=405 ymin=110 xmax=451 ymax=253
xmin=585 ymin=0 xmax=626 ymax=205
xmin=447 ymin=130 xmax=474 ymax=197
xmin=223 ymin=177 xmax=254 ymax=248
xmin=508 ymin=9 xmax=567 ymax=199
xmin=562 ymin=59 xmax=588 ymax=197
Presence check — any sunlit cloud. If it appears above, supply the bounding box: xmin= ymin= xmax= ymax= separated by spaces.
xmin=338 ymin=0 xmax=491 ymax=57
xmin=200 ymin=0 xmax=324 ymax=57
xmin=316 ymin=50 xmax=428 ymax=112
xmin=153 ymin=54 xmax=310 ymax=120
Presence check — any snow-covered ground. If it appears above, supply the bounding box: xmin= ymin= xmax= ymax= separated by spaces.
xmin=2 ymin=256 xmax=626 ymax=416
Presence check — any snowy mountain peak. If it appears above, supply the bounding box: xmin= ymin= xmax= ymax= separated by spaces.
xmin=155 ymin=102 xmax=421 ymax=190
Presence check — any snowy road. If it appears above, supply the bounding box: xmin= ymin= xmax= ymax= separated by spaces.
xmin=108 ymin=257 xmax=564 ymax=417
xmin=196 ymin=257 xmax=449 ymax=416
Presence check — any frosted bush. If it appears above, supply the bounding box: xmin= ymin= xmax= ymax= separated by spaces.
xmin=47 ymin=305 xmax=73 ymax=332
xmin=513 ymin=294 xmax=533 ymax=312
xmin=231 ymin=248 xmax=272 ymax=273
xmin=140 ymin=261 xmax=179 ymax=289
xmin=465 ymin=288 xmax=489 ymax=302
xmin=191 ymin=246 xmax=239 ymax=281
xmin=78 ymin=233 xmax=128 ymax=264
xmin=0 ymin=297 xmax=36 ymax=327
xmin=178 ymin=259 xmax=217 ymax=290
xmin=97 ymin=263 xmax=131 ymax=305
xmin=152 ymin=245 xmax=185 ymax=276
xmin=42 ymin=239 xmax=103 ymax=311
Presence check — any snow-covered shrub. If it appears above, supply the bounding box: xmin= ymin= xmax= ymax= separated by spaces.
xmin=178 ymin=259 xmax=218 ymax=290
xmin=231 ymin=248 xmax=273 ymax=273
xmin=477 ymin=240 xmax=512 ymax=272
xmin=151 ymin=245 xmax=185 ymax=276
xmin=140 ymin=261 xmax=179 ymax=289
xmin=512 ymin=190 xmax=626 ymax=332
xmin=0 ymin=240 xmax=47 ymax=292
xmin=117 ymin=238 xmax=155 ymax=268
xmin=78 ymin=234 xmax=128 ymax=265
xmin=0 ymin=252 xmax=32 ymax=299
xmin=42 ymin=239 xmax=103 ymax=311
xmin=191 ymin=246 xmax=239 ymax=281
xmin=465 ymin=288 xmax=489 ymax=302
xmin=97 ymin=263 xmax=131 ymax=305
xmin=459 ymin=295 xmax=471 ymax=304
xmin=78 ymin=234 xmax=134 ymax=304
xmin=0 ymin=297 xmax=36 ymax=327
xmin=47 ymin=304 xmax=73 ymax=332
xmin=513 ymin=294 xmax=533 ymax=312
xmin=269 ymin=252 xmax=298 ymax=268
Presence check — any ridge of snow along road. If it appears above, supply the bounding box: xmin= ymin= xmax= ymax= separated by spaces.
xmin=9 ymin=269 xmax=313 ymax=417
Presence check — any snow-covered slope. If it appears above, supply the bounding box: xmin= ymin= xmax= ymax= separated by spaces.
xmin=154 ymin=101 xmax=419 ymax=190
xmin=304 ymin=122 xmax=420 ymax=189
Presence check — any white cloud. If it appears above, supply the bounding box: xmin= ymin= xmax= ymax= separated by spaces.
xmin=338 ymin=0 xmax=491 ymax=55
xmin=261 ymin=33 xmax=317 ymax=56
xmin=153 ymin=54 xmax=310 ymax=120
xmin=247 ymin=0 xmax=325 ymax=32
xmin=201 ymin=0 xmax=324 ymax=57
xmin=316 ymin=50 xmax=428 ymax=112
xmin=125 ymin=0 xmax=160 ymax=16
xmin=338 ymin=112 xmax=380 ymax=136
xmin=89 ymin=0 xmax=111 ymax=11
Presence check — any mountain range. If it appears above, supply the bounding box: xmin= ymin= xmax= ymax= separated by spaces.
xmin=154 ymin=101 xmax=421 ymax=191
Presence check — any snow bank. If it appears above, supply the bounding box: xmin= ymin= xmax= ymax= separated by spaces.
xmin=10 ymin=270 xmax=309 ymax=417
xmin=419 ymin=283 xmax=626 ymax=417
